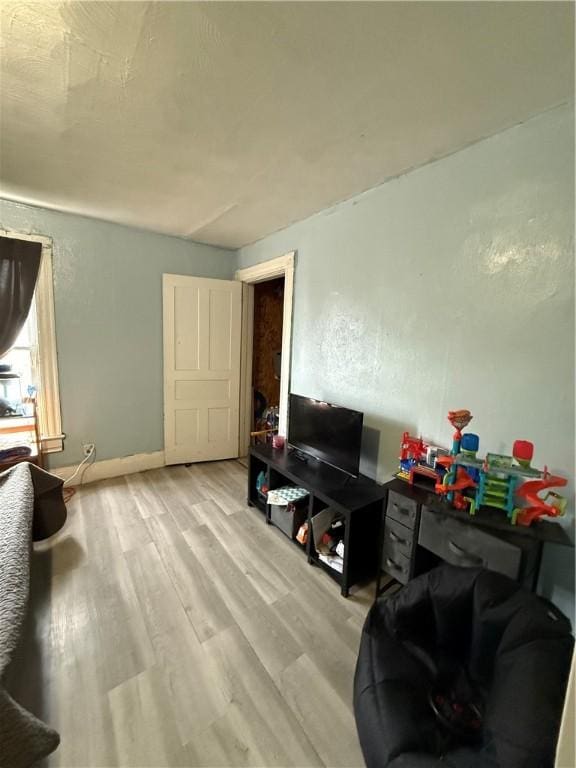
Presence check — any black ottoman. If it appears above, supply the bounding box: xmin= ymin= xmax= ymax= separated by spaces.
xmin=354 ymin=565 xmax=574 ymax=768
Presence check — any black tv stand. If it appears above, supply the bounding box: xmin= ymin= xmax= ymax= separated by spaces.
xmin=248 ymin=444 xmax=387 ymax=596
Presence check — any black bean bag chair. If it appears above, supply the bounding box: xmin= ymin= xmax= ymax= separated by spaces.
xmin=354 ymin=565 xmax=574 ymax=768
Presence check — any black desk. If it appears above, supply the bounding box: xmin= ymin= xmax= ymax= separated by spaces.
xmin=248 ymin=445 xmax=387 ymax=596
xmin=376 ymin=477 xmax=574 ymax=597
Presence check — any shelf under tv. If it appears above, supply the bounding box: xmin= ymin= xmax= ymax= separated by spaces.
xmin=247 ymin=443 xmax=387 ymax=596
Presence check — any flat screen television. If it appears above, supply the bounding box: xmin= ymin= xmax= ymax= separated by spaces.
xmin=288 ymin=393 xmax=364 ymax=477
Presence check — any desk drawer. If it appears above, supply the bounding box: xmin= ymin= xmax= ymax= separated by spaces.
xmin=387 ymin=490 xmax=418 ymax=529
xmin=382 ymin=551 xmax=411 ymax=585
xmin=419 ymin=507 xmax=521 ymax=580
xmin=383 ymin=517 xmax=414 ymax=559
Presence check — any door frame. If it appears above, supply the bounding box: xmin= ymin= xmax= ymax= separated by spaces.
xmin=235 ymin=251 xmax=295 ymax=456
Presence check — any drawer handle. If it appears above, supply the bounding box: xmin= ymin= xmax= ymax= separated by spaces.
xmin=385 ymin=557 xmax=402 ymax=572
xmin=389 ymin=530 xmax=407 ymax=545
xmin=448 ymin=539 xmax=483 ymax=565
xmin=392 ymin=503 xmax=411 ymax=517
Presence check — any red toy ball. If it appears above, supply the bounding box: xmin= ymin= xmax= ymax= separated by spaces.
xmin=513 ymin=440 xmax=534 ymax=463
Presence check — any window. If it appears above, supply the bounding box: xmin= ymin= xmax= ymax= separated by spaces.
xmin=0 ymin=229 xmax=63 ymax=452
xmin=1 ymin=308 xmax=37 ymax=403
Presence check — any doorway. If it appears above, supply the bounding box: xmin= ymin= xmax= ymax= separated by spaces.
xmin=251 ymin=276 xmax=284 ymax=442
xmin=236 ymin=252 xmax=295 ymax=456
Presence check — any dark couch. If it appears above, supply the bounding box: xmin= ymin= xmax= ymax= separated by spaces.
xmin=354 ymin=565 xmax=574 ymax=768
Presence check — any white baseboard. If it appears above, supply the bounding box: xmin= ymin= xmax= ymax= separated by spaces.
xmin=50 ymin=450 xmax=165 ymax=485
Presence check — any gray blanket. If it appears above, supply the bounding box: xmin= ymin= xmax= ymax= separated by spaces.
xmin=0 ymin=462 xmax=66 ymax=768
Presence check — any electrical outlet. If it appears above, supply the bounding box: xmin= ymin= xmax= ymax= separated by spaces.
xmin=83 ymin=443 xmax=95 ymax=457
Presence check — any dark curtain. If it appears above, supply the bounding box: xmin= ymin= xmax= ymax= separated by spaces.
xmin=0 ymin=236 xmax=42 ymax=358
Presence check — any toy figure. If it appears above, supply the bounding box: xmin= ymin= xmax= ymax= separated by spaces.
xmin=397 ymin=432 xmax=447 ymax=485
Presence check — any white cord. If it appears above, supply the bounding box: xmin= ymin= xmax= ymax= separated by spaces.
xmin=64 ymin=445 xmax=96 ymax=486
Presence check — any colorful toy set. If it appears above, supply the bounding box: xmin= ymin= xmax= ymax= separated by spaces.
xmin=398 ymin=432 xmax=449 ymax=484
xmin=398 ymin=409 xmax=568 ymax=527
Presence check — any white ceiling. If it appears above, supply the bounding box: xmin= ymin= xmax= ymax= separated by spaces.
xmin=0 ymin=2 xmax=573 ymax=249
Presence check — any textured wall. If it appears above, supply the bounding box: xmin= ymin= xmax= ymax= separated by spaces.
xmin=239 ymin=105 xmax=575 ymax=620
xmin=0 ymin=199 xmax=235 ymax=467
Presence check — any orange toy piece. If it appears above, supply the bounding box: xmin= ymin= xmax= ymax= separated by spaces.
xmin=514 ymin=472 xmax=568 ymax=526
xmin=435 ymin=463 xmax=477 ymax=511
xmin=447 ymin=410 xmax=473 ymax=455
xmin=442 ymin=466 xmax=478 ymax=493
xmin=447 ymin=410 xmax=473 ymax=432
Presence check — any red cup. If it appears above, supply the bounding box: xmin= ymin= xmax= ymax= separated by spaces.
xmin=272 ymin=435 xmax=285 ymax=450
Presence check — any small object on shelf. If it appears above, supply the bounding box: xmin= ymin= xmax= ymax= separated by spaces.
xmin=256 ymin=470 xmax=266 ymax=493
xmin=296 ymin=521 xmax=309 ymax=545
xmin=0 ymin=397 xmax=18 ymax=417
xmin=23 ymin=384 xmax=37 ymax=417
xmin=269 ymin=498 xmax=308 ymax=540
xmin=0 ymin=367 xmax=24 ymax=416
xmin=267 ymin=486 xmax=309 ymax=505
xmin=311 ymin=507 xmax=345 ymax=556
xmin=397 ymin=431 xmax=447 ymax=485
xmin=398 ymin=432 xmax=427 ymax=480
xmin=268 ymin=485 xmax=309 ymax=541
xmin=255 ymin=470 xmax=269 ymax=502
xmin=0 ymin=364 xmax=22 ymax=408
xmin=265 ymin=405 xmax=279 ymax=431
xmin=251 ymin=403 xmax=279 ymax=446
xmin=272 ymin=434 xmax=285 ymax=450
xmin=318 ymin=553 xmax=344 ymax=573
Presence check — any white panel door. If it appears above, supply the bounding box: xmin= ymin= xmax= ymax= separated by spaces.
xmin=163 ymin=274 xmax=242 ymax=465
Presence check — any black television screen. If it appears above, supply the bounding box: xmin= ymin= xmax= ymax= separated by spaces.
xmin=288 ymin=393 xmax=363 ymax=477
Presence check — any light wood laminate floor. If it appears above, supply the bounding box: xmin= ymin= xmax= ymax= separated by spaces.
xmin=12 ymin=460 xmax=390 ymax=768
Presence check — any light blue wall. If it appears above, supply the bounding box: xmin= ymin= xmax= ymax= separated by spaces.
xmin=0 ymin=200 xmax=235 ymax=467
xmin=239 ymin=105 xmax=575 ymax=621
